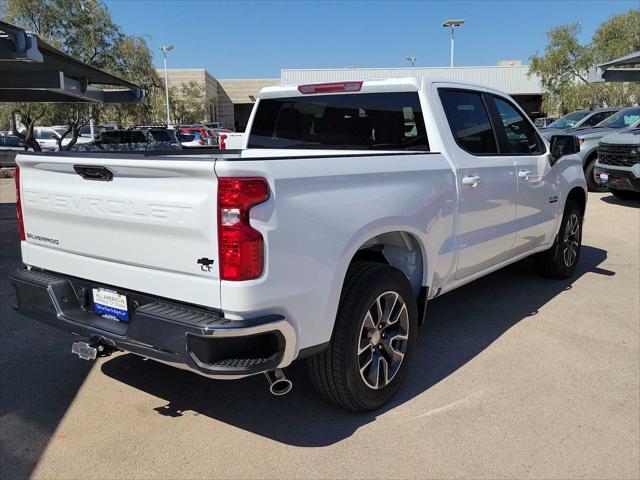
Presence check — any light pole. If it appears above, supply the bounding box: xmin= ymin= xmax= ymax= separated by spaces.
xmin=405 ymin=56 xmax=416 ymax=77
xmin=442 ymin=19 xmax=464 ymax=69
xmin=159 ymin=45 xmax=174 ymax=125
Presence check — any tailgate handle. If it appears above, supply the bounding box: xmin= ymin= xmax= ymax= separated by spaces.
xmin=73 ymin=165 xmax=113 ymax=182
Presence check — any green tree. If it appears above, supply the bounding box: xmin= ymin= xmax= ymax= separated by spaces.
xmin=592 ymin=9 xmax=640 ymax=61
xmin=0 ymin=103 xmax=12 ymax=131
xmin=6 ymin=104 xmax=48 ymax=151
xmin=0 ymin=0 xmax=162 ymax=149
xmin=169 ymin=81 xmax=211 ymax=125
xmin=100 ymin=34 xmax=163 ymax=127
xmin=529 ymin=10 xmax=640 ymax=114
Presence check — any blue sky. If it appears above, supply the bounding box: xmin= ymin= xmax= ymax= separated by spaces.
xmin=104 ymin=0 xmax=637 ymax=79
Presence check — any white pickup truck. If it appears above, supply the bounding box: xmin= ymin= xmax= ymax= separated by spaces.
xmin=11 ymin=79 xmax=587 ymax=411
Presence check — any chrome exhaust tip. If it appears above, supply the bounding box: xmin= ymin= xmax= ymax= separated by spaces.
xmin=264 ymin=369 xmax=292 ymax=396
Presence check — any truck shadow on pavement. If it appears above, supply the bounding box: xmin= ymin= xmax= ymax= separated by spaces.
xmin=101 ymin=244 xmax=613 ymax=447
xmin=600 ymin=194 xmax=640 ymax=208
xmin=0 ymin=205 xmax=95 ymax=480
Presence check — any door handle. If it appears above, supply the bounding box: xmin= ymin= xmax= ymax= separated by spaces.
xmin=518 ymin=170 xmax=531 ymax=180
xmin=462 ymin=175 xmax=481 ymax=187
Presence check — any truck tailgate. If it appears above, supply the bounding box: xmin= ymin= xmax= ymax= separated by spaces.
xmin=17 ymin=154 xmax=221 ymax=308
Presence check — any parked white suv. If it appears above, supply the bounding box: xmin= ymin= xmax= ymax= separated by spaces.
xmin=11 ymin=79 xmax=587 ymax=410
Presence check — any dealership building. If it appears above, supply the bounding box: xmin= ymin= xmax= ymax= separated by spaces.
xmin=163 ymin=61 xmax=542 ymax=130
xmin=160 ymin=69 xmax=279 ymax=130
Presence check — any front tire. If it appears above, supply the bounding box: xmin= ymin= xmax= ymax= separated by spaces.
xmin=307 ymin=262 xmax=418 ymax=411
xmin=535 ymin=199 xmax=583 ymax=279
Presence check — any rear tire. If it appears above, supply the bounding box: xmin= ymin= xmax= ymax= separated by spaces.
xmin=307 ymin=262 xmax=418 ymax=411
xmin=610 ymin=189 xmax=639 ymax=201
xmin=535 ymin=199 xmax=583 ymax=279
xmin=585 ymin=157 xmax=607 ymax=192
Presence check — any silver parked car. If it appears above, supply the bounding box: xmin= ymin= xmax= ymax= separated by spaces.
xmin=540 ymin=108 xmax=621 ymax=140
xmin=570 ymin=107 xmax=640 ymax=191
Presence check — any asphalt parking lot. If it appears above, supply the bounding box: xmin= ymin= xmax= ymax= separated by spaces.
xmin=1 ymin=193 xmax=638 ymax=480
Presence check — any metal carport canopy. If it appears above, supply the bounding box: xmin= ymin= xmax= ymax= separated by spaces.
xmin=598 ymin=51 xmax=640 ymax=83
xmin=0 ymin=20 xmax=144 ymax=103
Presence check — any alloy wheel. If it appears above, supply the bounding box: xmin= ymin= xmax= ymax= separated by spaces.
xmin=562 ymin=213 xmax=580 ymax=267
xmin=357 ymin=291 xmax=409 ymax=390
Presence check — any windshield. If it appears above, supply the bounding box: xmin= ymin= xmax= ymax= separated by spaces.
xmin=596 ymin=108 xmax=640 ymax=128
xmin=248 ymin=92 xmax=429 ymax=150
xmin=547 ymin=111 xmax=589 ymax=129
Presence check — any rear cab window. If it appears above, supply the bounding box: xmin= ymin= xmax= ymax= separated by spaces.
xmin=248 ymin=92 xmax=429 ymax=151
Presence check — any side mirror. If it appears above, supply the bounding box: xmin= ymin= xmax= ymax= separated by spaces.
xmin=549 ymin=135 xmax=580 ymax=165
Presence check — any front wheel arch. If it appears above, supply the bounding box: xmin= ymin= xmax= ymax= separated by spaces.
xmin=536 ymin=198 xmax=583 ymax=279
xmin=583 ymin=151 xmax=607 ymax=192
xmin=566 ymin=186 xmax=587 ymax=218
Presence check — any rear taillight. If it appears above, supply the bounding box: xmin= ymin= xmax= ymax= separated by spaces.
xmin=15 ymin=165 xmax=25 ymax=241
xmin=217 ymin=177 xmax=269 ymax=281
xmin=219 ymin=134 xmax=227 ymax=150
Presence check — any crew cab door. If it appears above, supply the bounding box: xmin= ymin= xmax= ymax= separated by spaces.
xmin=487 ymin=94 xmax=559 ymax=252
xmin=438 ymin=88 xmax=518 ymax=279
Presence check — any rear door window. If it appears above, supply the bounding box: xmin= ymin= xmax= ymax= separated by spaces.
xmin=248 ymin=92 xmax=429 ymax=151
xmin=439 ymin=90 xmax=498 ymax=155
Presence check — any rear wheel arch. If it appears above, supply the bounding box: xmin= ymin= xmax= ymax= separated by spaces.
xmin=307 ymin=261 xmax=419 ymax=411
xmin=349 ymin=230 xmax=427 ymax=298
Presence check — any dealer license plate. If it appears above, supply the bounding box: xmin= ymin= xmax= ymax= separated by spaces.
xmin=93 ymin=288 xmax=129 ymax=322
xmin=599 ymin=173 xmax=609 ymax=184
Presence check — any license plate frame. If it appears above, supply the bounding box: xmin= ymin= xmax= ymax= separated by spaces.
xmin=92 ymin=288 xmax=129 ymax=322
